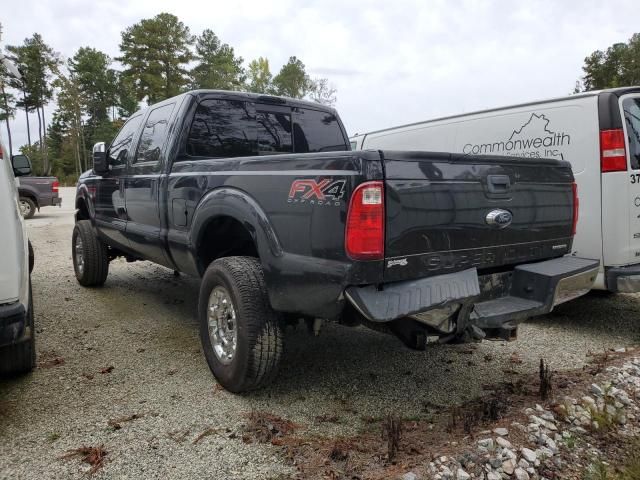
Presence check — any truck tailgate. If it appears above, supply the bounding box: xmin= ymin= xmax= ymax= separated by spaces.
xmin=382 ymin=151 xmax=574 ymax=282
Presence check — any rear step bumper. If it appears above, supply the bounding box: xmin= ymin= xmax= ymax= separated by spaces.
xmin=345 ymin=256 xmax=599 ymax=329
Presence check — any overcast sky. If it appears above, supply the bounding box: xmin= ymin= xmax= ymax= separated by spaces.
xmin=1 ymin=0 xmax=638 ymax=150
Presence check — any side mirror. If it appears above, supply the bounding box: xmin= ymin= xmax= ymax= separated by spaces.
xmin=11 ymin=154 xmax=32 ymax=176
xmin=92 ymin=142 xmax=108 ymax=174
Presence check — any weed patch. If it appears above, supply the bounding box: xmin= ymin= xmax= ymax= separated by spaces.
xmin=60 ymin=445 xmax=107 ymax=474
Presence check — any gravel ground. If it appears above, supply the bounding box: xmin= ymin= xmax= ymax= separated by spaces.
xmin=1 ymin=187 xmax=640 ymax=479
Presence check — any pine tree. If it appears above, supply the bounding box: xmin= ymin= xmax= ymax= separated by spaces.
xmin=118 ymin=13 xmax=194 ymax=104
xmin=191 ymin=29 xmax=245 ymax=90
xmin=272 ymin=56 xmax=312 ymax=98
xmin=246 ymin=57 xmax=273 ymax=93
xmin=7 ymin=33 xmax=61 ymax=173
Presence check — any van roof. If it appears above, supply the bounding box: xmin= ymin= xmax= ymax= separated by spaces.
xmin=353 ymin=86 xmax=640 ymax=138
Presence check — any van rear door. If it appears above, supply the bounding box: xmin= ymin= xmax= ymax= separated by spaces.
xmin=620 ymin=94 xmax=640 ymax=263
xmin=600 ymin=91 xmax=640 ymax=268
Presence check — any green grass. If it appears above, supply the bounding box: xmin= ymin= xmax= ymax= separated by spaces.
xmin=583 ymin=438 xmax=640 ymax=480
xmin=564 ymin=433 xmax=576 ymax=449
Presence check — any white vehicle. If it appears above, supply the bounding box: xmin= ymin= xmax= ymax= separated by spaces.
xmin=350 ymin=87 xmax=640 ymax=292
xmin=0 ymin=141 xmax=35 ymax=375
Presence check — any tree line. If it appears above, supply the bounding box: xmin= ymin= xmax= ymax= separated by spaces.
xmin=0 ymin=13 xmax=337 ymax=182
xmin=575 ymin=33 xmax=640 ymax=92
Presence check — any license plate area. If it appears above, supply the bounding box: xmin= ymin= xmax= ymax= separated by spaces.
xmin=477 ymin=271 xmax=513 ymax=302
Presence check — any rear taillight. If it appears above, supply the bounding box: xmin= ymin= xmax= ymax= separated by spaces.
xmin=600 ymin=129 xmax=627 ymax=172
xmin=345 ymin=181 xmax=384 ymax=260
xmin=572 ymin=182 xmax=579 ymax=236
xmin=52 ymin=179 xmax=59 ymax=193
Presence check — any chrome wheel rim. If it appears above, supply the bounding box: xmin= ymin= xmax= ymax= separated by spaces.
xmin=207 ymin=286 xmax=237 ymax=365
xmin=19 ymin=200 xmax=31 ymax=217
xmin=75 ymin=235 xmax=85 ymax=275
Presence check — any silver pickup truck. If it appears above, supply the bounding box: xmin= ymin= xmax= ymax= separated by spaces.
xmin=13 ymin=154 xmax=62 ymax=219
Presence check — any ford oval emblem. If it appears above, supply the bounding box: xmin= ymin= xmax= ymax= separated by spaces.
xmin=485 ymin=209 xmax=512 ymax=228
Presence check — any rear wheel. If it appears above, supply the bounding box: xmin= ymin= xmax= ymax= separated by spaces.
xmin=19 ymin=197 xmax=36 ymax=219
xmin=198 ymin=256 xmax=283 ymax=393
xmin=0 ymin=281 xmax=35 ymax=376
xmin=72 ymin=220 xmax=109 ymax=287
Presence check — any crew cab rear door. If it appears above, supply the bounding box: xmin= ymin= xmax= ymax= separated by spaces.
xmin=382 ymin=151 xmax=575 ymax=282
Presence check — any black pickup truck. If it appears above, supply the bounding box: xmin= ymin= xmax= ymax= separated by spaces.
xmin=73 ymin=90 xmax=599 ymax=392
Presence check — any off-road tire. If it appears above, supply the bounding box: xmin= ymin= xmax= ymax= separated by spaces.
xmin=19 ymin=196 xmax=36 ymax=219
xmin=0 ymin=281 xmax=35 ymax=376
xmin=199 ymin=256 xmax=283 ymax=393
xmin=72 ymin=220 xmax=109 ymax=287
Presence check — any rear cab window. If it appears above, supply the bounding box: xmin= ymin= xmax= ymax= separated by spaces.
xmin=255 ymin=104 xmax=292 ymax=154
xmin=183 ymin=97 xmax=348 ymax=159
xmin=186 ymin=99 xmax=255 ymax=157
xmin=623 ymin=97 xmax=640 ymax=170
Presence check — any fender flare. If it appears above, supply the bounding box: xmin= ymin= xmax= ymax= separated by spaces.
xmin=75 ymin=184 xmax=95 ymax=221
xmin=189 ymin=187 xmax=283 ymax=275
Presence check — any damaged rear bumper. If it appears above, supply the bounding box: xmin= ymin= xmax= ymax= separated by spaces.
xmin=344 ymin=256 xmax=599 ymax=329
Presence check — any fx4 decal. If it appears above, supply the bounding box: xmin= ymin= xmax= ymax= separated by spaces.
xmin=288 ymin=179 xmax=346 ymax=206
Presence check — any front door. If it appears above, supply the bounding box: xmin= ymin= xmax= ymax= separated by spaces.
xmin=124 ymin=102 xmax=176 ymax=267
xmin=95 ymin=113 xmax=143 ymax=250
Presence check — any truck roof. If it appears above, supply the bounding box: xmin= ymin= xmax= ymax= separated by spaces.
xmin=352 ymin=86 xmax=640 ymax=138
xmin=132 ymin=89 xmax=337 ymax=118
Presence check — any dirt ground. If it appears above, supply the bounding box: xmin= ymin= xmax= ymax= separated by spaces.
xmin=1 ymin=187 xmax=640 ymax=479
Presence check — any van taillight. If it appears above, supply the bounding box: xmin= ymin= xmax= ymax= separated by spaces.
xmin=52 ymin=179 xmax=59 ymax=193
xmin=600 ymin=129 xmax=627 ymax=172
xmin=345 ymin=181 xmax=384 ymax=260
xmin=572 ymin=182 xmax=579 ymax=236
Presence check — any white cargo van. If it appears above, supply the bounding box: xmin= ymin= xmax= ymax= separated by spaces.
xmin=0 ymin=51 xmax=36 ymax=376
xmin=350 ymin=87 xmax=640 ymax=292
xmin=0 ymin=140 xmax=36 ymax=375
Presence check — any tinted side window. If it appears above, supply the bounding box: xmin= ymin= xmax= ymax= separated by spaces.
xmin=623 ymin=97 xmax=640 ymax=170
xmin=186 ymin=100 xmax=255 ymax=157
xmin=293 ymin=108 xmax=347 ymax=153
xmin=135 ymin=103 xmax=175 ymax=164
xmin=108 ymin=114 xmax=143 ymax=167
xmin=256 ymin=108 xmax=292 ymax=154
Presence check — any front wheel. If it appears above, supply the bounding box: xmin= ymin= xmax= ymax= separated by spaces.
xmin=19 ymin=197 xmax=36 ymax=219
xmin=198 ymin=257 xmax=283 ymax=393
xmin=72 ymin=220 xmax=109 ymax=287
